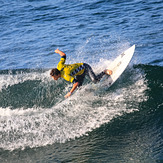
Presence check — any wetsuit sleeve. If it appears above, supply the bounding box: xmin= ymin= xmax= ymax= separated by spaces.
xmin=72 ymin=78 xmax=78 ymax=84
xmin=57 ymin=56 xmax=66 ymax=71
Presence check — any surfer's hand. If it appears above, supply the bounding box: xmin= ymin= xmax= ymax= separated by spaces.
xmin=55 ymin=49 xmax=66 ymax=57
xmin=55 ymin=49 xmax=60 ymax=54
xmin=64 ymin=92 xmax=72 ymax=98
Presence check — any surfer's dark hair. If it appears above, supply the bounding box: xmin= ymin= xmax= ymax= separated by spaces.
xmin=50 ymin=68 xmax=60 ymax=76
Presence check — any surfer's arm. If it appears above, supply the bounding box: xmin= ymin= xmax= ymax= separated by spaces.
xmin=64 ymin=82 xmax=79 ymax=98
xmin=55 ymin=49 xmax=66 ymax=57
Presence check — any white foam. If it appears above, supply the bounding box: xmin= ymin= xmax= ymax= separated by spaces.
xmin=0 ymin=74 xmax=148 ymax=151
xmin=0 ymin=40 xmax=147 ymax=151
xmin=0 ymin=107 xmax=42 ymax=117
xmin=0 ymin=70 xmax=51 ymax=91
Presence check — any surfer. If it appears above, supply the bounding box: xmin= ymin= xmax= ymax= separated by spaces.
xmin=50 ymin=49 xmax=112 ymax=98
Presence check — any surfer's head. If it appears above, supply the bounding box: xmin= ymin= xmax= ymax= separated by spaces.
xmin=50 ymin=68 xmax=61 ymax=80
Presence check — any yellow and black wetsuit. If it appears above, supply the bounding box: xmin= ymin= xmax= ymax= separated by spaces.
xmin=57 ymin=56 xmax=106 ymax=86
xmin=57 ymin=56 xmax=85 ymax=85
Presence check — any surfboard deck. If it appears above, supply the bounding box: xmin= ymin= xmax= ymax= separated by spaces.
xmin=85 ymin=45 xmax=135 ymax=91
xmin=106 ymin=45 xmax=135 ymax=87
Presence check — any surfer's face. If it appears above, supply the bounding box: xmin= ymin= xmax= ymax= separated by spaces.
xmin=52 ymin=75 xmax=59 ymax=80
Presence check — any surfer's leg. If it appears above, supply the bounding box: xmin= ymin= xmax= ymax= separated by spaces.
xmin=84 ymin=63 xmax=105 ymax=83
xmin=74 ymin=72 xmax=86 ymax=87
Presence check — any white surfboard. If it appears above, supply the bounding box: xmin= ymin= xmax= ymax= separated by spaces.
xmin=106 ymin=45 xmax=135 ymax=87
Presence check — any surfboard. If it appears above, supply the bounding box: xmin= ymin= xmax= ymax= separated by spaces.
xmin=106 ymin=45 xmax=135 ymax=87
xmin=86 ymin=45 xmax=135 ymax=91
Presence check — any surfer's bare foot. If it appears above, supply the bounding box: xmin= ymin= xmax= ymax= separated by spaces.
xmin=104 ymin=69 xmax=113 ymax=75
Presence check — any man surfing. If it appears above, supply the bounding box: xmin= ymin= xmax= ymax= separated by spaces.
xmin=50 ymin=49 xmax=112 ymax=98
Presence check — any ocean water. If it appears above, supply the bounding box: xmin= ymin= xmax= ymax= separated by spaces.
xmin=0 ymin=0 xmax=163 ymax=162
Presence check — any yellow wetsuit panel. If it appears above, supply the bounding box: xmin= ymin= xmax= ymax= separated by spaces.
xmin=57 ymin=57 xmax=85 ymax=83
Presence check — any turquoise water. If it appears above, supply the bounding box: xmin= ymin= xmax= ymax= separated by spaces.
xmin=0 ymin=0 xmax=163 ymax=162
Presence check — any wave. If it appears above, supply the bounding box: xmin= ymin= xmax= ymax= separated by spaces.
xmin=0 ymin=64 xmax=162 ymax=151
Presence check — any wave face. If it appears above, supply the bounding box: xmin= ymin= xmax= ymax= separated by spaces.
xmin=0 ymin=63 xmax=162 ymax=153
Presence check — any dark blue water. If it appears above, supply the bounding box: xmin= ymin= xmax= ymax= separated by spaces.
xmin=0 ymin=0 xmax=163 ymax=162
